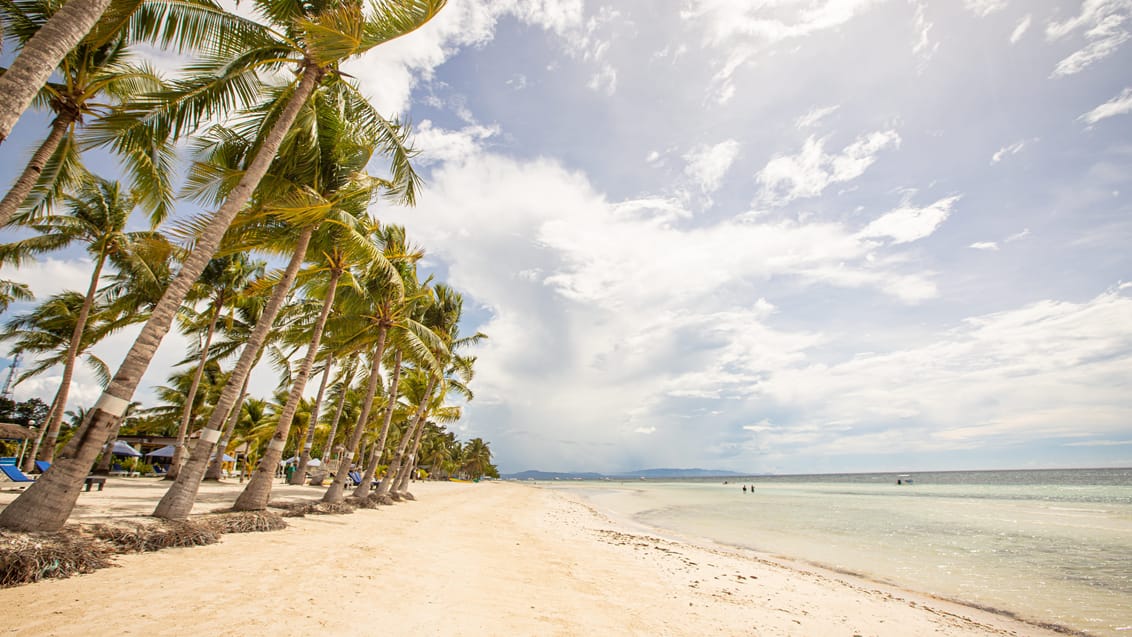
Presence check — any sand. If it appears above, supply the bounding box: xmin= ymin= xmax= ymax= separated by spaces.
xmin=0 ymin=478 xmax=1066 ymax=637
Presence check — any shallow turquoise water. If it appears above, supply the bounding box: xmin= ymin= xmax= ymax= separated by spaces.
xmin=547 ymin=469 xmax=1132 ymax=636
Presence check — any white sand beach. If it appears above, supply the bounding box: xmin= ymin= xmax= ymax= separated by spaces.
xmin=0 ymin=479 xmax=1066 ymax=636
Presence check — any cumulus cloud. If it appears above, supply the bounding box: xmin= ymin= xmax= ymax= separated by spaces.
xmin=1079 ymin=87 xmax=1132 ymax=125
xmin=412 ymin=120 xmax=500 ymax=166
xmin=755 ymin=131 xmax=901 ymax=206
xmin=1046 ymin=1 xmax=1132 ymax=78
xmin=683 ymin=140 xmax=741 ymax=193
xmin=378 ymin=153 xmax=948 ymax=470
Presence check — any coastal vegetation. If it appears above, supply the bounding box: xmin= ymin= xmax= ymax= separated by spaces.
xmin=0 ymin=0 xmax=498 ymax=549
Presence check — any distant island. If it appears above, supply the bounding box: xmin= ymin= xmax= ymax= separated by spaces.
xmin=502 ymin=468 xmax=751 ymax=480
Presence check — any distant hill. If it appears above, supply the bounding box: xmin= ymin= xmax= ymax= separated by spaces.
xmin=502 ymin=468 xmax=748 ymax=480
xmin=614 ymin=468 xmax=746 ymax=478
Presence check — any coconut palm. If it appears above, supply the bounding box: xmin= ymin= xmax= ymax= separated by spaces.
xmin=321 ymin=251 xmax=439 ymax=505
xmin=0 ymin=0 xmax=440 ymax=533
xmin=178 ymin=83 xmax=404 ymax=515
xmin=166 ymin=254 xmax=262 ymax=480
xmin=0 ymin=0 xmax=164 ymax=227
xmin=0 ymin=280 xmax=33 ymax=313
xmin=0 ymin=0 xmax=115 ymax=144
xmin=0 ymin=177 xmax=145 ymax=462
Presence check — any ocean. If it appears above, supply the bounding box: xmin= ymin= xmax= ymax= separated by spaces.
xmin=545 ymin=468 xmax=1132 ymax=636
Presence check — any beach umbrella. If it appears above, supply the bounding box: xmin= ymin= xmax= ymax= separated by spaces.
xmin=110 ymin=440 xmax=142 ymax=457
xmin=223 ymin=453 xmax=235 ymax=462
xmin=307 ymin=458 xmax=321 ymax=467
xmin=145 ymin=444 xmax=177 ymax=458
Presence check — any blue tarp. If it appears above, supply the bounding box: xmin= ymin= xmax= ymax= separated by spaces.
xmin=145 ymin=444 xmax=176 ymax=458
xmin=111 ymin=440 xmax=142 ymax=457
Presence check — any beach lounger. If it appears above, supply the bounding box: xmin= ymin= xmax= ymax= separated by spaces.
xmin=348 ymin=471 xmax=363 ymax=487
xmin=35 ymin=460 xmax=51 ymax=473
xmin=0 ymin=464 xmax=35 ymax=483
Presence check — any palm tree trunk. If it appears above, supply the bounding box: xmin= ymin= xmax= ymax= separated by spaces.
xmin=0 ymin=113 xmax=73 ymax=226
xmin=154 ymin=226 xmax=314 ymax=519
xmin=320 ymin=361 xmax=354 ymax=464
xmin=292 ymin=353 xmax=334 ymax=485
xmin=375 ymin=376 xmax=437 ymax=497
xmin=21 ymin=394 xmax=59 ymax=472
xmin=234 ymin=268 xmax=341 ymax=511
xmin=352 ymin=349 xmax=402 ymax=498
xmin=0 ymin=63 xmax=323 ymax=533
xmin=322 ymin=328 xmax=387 ymax=504
xmin=167 ymin=303 xmax=222 ymax=480
xmin=394 ymin=412 xmax=429 ymax=495
xmin=204 ymin=381 xmax=249 ymax=481
xmin=0 ymin=0 xmax=112 ymax=146
xmin=37 ymin=250 xmax=106 ymax=463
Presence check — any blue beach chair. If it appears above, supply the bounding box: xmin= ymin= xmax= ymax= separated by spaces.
xmin=0 ymin=464 xmax=36 ymax=483
xmin=35 ymin=460 xmax=51 ymax=473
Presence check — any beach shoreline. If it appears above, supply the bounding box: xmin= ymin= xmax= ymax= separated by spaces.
xmin=0 ymin=478 xmax=1072 ymax=636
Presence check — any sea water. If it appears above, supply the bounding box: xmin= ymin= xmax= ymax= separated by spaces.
xmin=547 ymin=468 xmax=1132 ymax=636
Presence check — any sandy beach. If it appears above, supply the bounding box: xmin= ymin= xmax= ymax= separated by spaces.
xmin=0 ymin=478 xmax=1068 ymax=637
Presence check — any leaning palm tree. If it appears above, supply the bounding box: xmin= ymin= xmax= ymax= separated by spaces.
xmin=1 ymin=0 xmax=442 ymax=533
xmin=0 ymin=177 xmax=144 ymax=462
xmin=166 ymin=254 xmax=262 ymax=480
xmin=321 ymin=256 xmax=439 ymax=505
xmin=0 ymin=0 xmax=116 ymax=144
xmin=0 ymin=291 xmax=118 ymax=465
xmin=160 ymin=80 xmax=406 ymax=518
xmin=0 ymin=0 xmax=164 ymax=227
xmin=0 ymin=0 xmax=256 ymax=180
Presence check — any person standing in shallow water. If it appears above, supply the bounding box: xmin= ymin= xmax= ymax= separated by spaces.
xmin=742 ymin=485 xmax=747 ymax=493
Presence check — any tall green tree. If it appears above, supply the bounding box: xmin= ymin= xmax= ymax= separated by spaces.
xmin=0 ymin=177 xmax=144 ymax=462
xmin=0 ymin=0 xmax=442 ymax=532
xmin=0 ymin=0 xmax=164 ymax=226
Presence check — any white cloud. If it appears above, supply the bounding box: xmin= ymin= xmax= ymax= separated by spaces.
xmin=756 ymin=131 xmax=901 ymax=206
xmin=858 ymin=195 xmax=958 ymax=244
xmin=963 ymin=0 xmax=1008 ymax=17
xmin=748 ymin=288 xmax=1132 ymax=457
xmin=1079 ymin=87 xmax=1132 ymax=125
xmin=912 ymin=2 xmax=939 ymax=64
xmin=1010 ymin=14 xmax=1032 ymax=43
xmin=1046 ymin=1 xmax=1132 ymax=78
xmin=681 ymin=0 xmax=886 ymax=101
xmin=587 ymin=63 xmax=618 ymax=95
xmin=794 ymin=105 xmax=840 ymax=130
xmin=412 ymin=120 xmax=500 ymax=166
xmin=347 ymin=0 xmax=588 ymax=114
xmin=634 ymin=426 xmax=657 ymax=434
xmin=683 ymin=140 xmax=741 ymax=193
xmin=991 ymin=139 xmax=1028 ymax=163
xmin=378 ymin=152 xmax=949 ymax=470
xmin=970 ymin=242 xmax=999 ymax=250
xmin=1005 ymin=228 xmax=1030 ymax=243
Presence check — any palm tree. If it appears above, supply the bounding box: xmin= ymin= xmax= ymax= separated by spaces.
xmin=166 ymin=254 xmax=262 ymax=480
xmin=321 ymin=249 xmax=438 ymax=505
xmin=0 ymin=0 xmax=440 ymax=533
xmin=0 ymin=0 xmax=164 ymax=227
xmin=0 ymin=177 xmax=142 ymax=462
xmin=175 ymin=81 xmax=404 ymax=516
xmin=461 ymin=437 xmax=493 ymax=479
xmin=0 ymin=280 xmax=34 ymax=313
xmin=0 ymin=0 xmax=115 ymax=144
xmin=1 ymin=291 xmax=115 ymax=465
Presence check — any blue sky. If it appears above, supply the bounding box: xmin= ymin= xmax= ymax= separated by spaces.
xmin=2 ymin=0 xmax=1131 ymax=474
